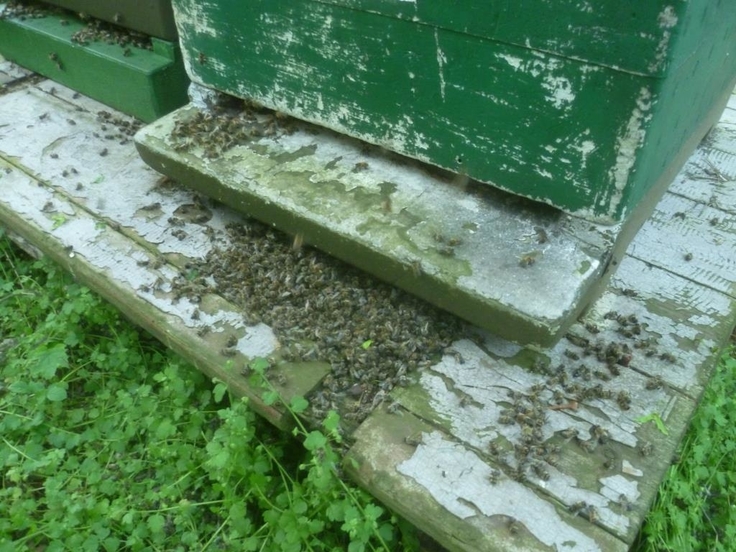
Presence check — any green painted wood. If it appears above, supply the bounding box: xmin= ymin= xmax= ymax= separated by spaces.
xmin=41 ymin=0 xmax=178 ymax=41
xmin=0 ymin=5 xmax=188 ymax=122
xmin=171 ymin=0 xmax=736 ymax=223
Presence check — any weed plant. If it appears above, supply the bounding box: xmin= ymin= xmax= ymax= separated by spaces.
xmin=635 ymin=344 xmax=736 ymax=552
xmin=0 ymin=232 xmax=417 ymax=552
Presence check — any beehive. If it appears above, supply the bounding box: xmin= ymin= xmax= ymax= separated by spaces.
xmin=41 ymin=0 xmax=177 ymax=40
xmin=171 ymin=0 xmax=736 ymax=223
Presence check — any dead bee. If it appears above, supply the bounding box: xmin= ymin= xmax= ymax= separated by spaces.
xmin=99 ymin=148 xmax=108 ymax=157
xmin=386 ymin=401 xmax=402 ymax=414
xmin=123 ymin=48 xmax=132 ymax=57
xmin=564 ymin=349 xmax=580 ymax=360
xmin=587 ymin=505 xmax=598 ymax=523
xmin=138 ymin=284 xmax=151 ymax=293
xmin=709 ymin=217 xmax=719 ymax=226
xmin=488 ymin=469 xmax=501 ymax=485
xmin=589 ymin=424 xmax=609 ymax=445
xmin=618 ymin=494 xmax=634 ymax=512
xmin=584 ymin=322 xmax=600 ymax=334
xmin=531 ymin=462 xmax=549 ymax=481
xmin=49 ymin=153 xmax=59 ymax=159
xmin=410 ymin=260 xmax=422 ymax=277
xmin=683 ymin=252 xmax=693 ymax=261
xmin=404 ymin=432 xmax=423 ymax=446
xmin=67 ymin=118 xmax=76 ymax=126
xmin=498 ymin=414 xmax=515 ymax=425
xmin=569 ymin=501 xmax=587 ymax=515
xmin=113 ymin=12 xmax=123 ymax=23
xmin=196 ymin=326 xmax=210 ymax=338
xmin=519 ymin=252 xmax=538 ymax=268
xmin=487 ymin=441 xmax=500 ymax=457
xmin=659 ymin=352 xmax=676 ymax=363
xmin=616 ymin=390 xmax=631 ymax=410
xmin=576 ymin=436 xmax=597 ymax=453
xmin=673 ymin=211 xmax=686 ymax=220
xmin=447 ymin=237 xmax=463 ymax=247
xmin=566 ymin=334 xmax=590 ymax=348
xmin=638 ymin=441 xmax=654 ymax=457
xmin=508 ymin=519 xmax=521 ymax=535
xmin=220 ymin=347 xmax=237 ymax=357
xmin=226 ymin=335 xmax=238 ymax=347
xmin=190 ymin=308 xmax=201 ymax=320
xmin=646 ymin=375 xmax=664 ymax=390
xmin=353 ymin=161 xmax=369 ymax=172
xmin=437 ymin=246 xmax=455 ymax=257
xmin=48 ymin=52 xmax=62 ymax=70
xmin=41 ymin=201 xmax=56 ymax=213
xmin=621 ymin=288 xmax=638 ymax=297
xmin=141 ymin=202 xmax=162 ymax=211
xmin=534 ymin=226 xmax=549 ymax=244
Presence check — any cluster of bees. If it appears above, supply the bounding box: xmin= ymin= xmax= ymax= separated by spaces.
xmin=485 ymin=304 xmax=666 ymax=518
xmin=93 ymin=110 xmax=141 ymax=146
xmin=69 ymin=13 xmax=152 ymax=52
xmin=0 ymin=0 xmax=50 ymax=20
xmin=170 ymin=100 xmax=296 ymax=160
xmin=169 ymin=219 xmax=464 ymax=428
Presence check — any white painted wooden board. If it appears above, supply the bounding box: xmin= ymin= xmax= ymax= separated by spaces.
xmin=2 ymin=61 xmax=736 ymax=552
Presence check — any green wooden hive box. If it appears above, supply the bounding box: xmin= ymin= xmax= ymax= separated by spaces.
xmin=171 ymin=0 xmax=736 ymax=223
xmin=41 ymin=0 xmax=178 ymax=41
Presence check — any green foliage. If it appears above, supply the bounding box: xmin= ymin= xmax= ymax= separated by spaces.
xmin=0 ymin=233 xmax=413 ymax=551
xmin=635 ymin=345 xmax=736 ymax=552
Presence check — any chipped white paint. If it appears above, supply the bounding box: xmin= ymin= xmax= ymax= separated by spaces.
xmin=621 ymin=460 xmax=643 ymax=478
xmin=605 ymin=87 xmax=653 ymax=214
xmin=171 ymin=0 xmax=218 ymax=38
xmin=542 ymin=75 xmax=576 ymax=109
xmin=571 ymin=138 xmax=597 ymax=171
xmin=649 ymin=6 xmax=678 ymax=73
xmin=434 ymin=29 xmax=447 ymax=102
xmin=496 ymin=53 xmax=523 ymax=71
xmin=398 ymin=432 xmax=602 ymax=551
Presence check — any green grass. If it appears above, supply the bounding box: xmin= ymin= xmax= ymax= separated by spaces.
xmin=1 ymin=230 xmax=735 ymax=552
xmin=633 ymin=345 xmax=736 ymax=551
xmin=0 ymin=233 xmax=418 ymax=552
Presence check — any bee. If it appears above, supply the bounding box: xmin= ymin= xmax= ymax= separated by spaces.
xmin=190 ymin=308 xmax=201 ymax=320
xmin=41 ymin=201 xmax=56 ymax=213
xmin=683 ymin=252 xmax=693 ymax=261
xmin=67 ymin=118 xmax=76 ymax=126
xmin=594 ymin=370 xmax=611 ymax=382
xmin=638 ymin=441 xmax=654 ymax=457
xmin=226 ymin=335 xmax=238 ymax=347
xmin=508 ymin=519 xmax=521 ymax=535
xmin=196 ymin=326 xmax=210 ymax=337
xmin=584 ymin=322 xmax=600 ymax=334
xmin=589 ymin=424 xmax=609 ymax=445
xmin=220 ymin=347 xmax=237 ymax=357
xmin=487 ymin=441 xmax=500 ymax=457
xmin=646 ymin=375 xmax=664 ymax=390
xmin=99 ymin=148 xmax=108 ymax=157
xmin=621 ymin=288 xmax=638 ymax=297
xmin=113 ymin=12 xmax=123 ymax=24
xmin=123 ymin=48 xmax=132 ymax=57
xmin=437 ymin=246 xmax=455 ymax=257
xmin=292 ymin=232 xmax=304 ymax=251
xmin=660 ymin=352 xmax=676 ymax=363
xmin=48 ymin=52 xmax=62 ymax=70
xmin=447 ymin=237 xmax=463 ymax=247
xmin=386 ymin=401 xmax=402 ymax=414
xmin=534 ymin=226 xmax=549 ymax=244
xmin=576 ymin=437 xmax=597 ymax=453
xmin=49 ymin=153 xmax=59 ymax=159
xmin=141 ymin=202 xmax=162 ymax=211
xmin=564 ymin=349 xmax=580 ymax=360
xmin=488 ymin=469 xmax=501 ymax=485
xmin=138 ymin=284 xmax=151 ymax=293
xmin=498 ymin=414 xmax=515 ymax=425
xmin=552 ymin=389 xmax=566 ymax=404
xmin=519 ymin=252 xmax=538 ymax=268
xmin=673 ymin=211 xmax=686 ymax=220
xmin=531 ymin=462 xmax=549 ymax=481
xmin=618 ymin=494 xmax=634 ymax=512
xmin=587 ymin=505 xmax=598 ymax=523
xmin=566 ymin=334 xmax=589 ymax=348
xmin=616 ymin=391 xmax=631 ymax=410
xmin=353 ymin=161 xmax=369 ymax=172
xmin=410 ymin=260 xmax=422 ymax=277
xmin=709 ymin=217 xmax=719 ymax=226
xmin=404 ymin=432 xmax=423 ymax=446
xmin=569 ymin=501 xmax=587 ymax=515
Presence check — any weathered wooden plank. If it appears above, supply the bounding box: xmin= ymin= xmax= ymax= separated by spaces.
xmin=135 ymin=102 xmax=616 ymax=347
xmin=626 ymin=193 xmax=736 ymax=299
xmin=0 ymin=82 xmax=331 ymax=428
xmin=346 ymin=408 xmax=629 ymax=552
xmin=346 ymin=107 xmax=736 ymax=550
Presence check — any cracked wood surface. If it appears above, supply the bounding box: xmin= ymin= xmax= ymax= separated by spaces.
xmin=2 ymin=60 xmax=736 ymax=551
